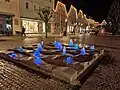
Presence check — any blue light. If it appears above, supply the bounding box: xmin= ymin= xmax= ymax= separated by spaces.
xmin=34 ymin=57 xmax=42 ymax=65
xmin=54 ymin=40 xmax=57 ymax=45
xmin=37 ymin=43 xmax=43 ymax=52
xmin=62 ymin=46 xmax=66 ymax=55
xmin=80 ymin=47 xmax=85 ymax=55
xmin=74 ymin=44 xmax=79 ymax=50
xmin=9 ymin=52 xmax=17 ymax=59
xmin=33 ymin=50 xmax=40 ymax=57
xmin=69 ymin=39 xmax=73 ymax=46
xmin=18 ymin=46 xmax=23 ymax=52
xmin=41 ymin=41 xmax=44 ymax=46
xmin=90 ymin=45 xmax=95 ymax=53
xmin=65 ymin=57 xmax=73 ymax=64
xmin=54 ymin=41 xmax=58 ymax=47
xmin=56 ymin=42 xmax=62 ymax=50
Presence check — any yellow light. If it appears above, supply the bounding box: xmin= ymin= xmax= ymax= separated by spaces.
xmin=54 ymin=1 xmax=67 ymax=16
xmin=67 ymin=5 xmax=78 ymax=19
xmin=54 ymin=1 xmax=97 ymax=23
xmin=78 ymin=10 xmax=84 ymax=18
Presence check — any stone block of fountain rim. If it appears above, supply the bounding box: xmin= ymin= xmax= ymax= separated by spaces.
xmin=52 ymin=67 xmax=78 ymax=83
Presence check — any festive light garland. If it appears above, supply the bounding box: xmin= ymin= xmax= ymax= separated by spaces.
xmin=54 ymin=1 xmax=97 ymax=25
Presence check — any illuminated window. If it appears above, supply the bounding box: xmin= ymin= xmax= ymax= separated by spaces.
xmin=26 ymin=2 xmax=29 ymax=9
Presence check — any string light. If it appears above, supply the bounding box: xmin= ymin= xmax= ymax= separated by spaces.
xmin=54 ymin=1 xmax=98 ymax=25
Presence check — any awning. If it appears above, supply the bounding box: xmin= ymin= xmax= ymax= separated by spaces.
xmin=0 ymin=11 xmax=15 ymax=16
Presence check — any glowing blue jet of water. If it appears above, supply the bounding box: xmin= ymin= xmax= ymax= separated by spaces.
xmin=34 ymin=56 xmax=42 ymax=65
xmin=62 ymin=46 xmax=66 ymax=55
xmin=90 ymin=45 xmax=95 ymax=53
xmin=57 ymin=42 xmax=62 ymax=50
xmin=33 ymin=50 xmax=40 ymax=57
xmin=74 ymin=44 xmax=79 ymax=50
xmin=18 ymin=46 xmax=23 ymax=52
xmin=37 ymin=43 xmax=43 ymax=52
xmin=69 ymin=39 xmax=73 ymax=46
xmin=41 ymin=41 xmax=44 ymax=46
xmin=54 ymin=40 xmax=57 ymax=46
xmin=65 ymin=57 xmax=73 ymax=64
xmin=9 ymin=52 xmax=17 ymax=59
xmin=54 ymin=41 xmax=59 ymax=48
xmin=80 ymin=47 xmax=85 ymax=55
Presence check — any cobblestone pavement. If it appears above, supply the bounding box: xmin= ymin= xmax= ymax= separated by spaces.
xmin=80 ymin=49 xmax=120 ymax=90
xmin=0 ymin=59 xmax=69 ymax=90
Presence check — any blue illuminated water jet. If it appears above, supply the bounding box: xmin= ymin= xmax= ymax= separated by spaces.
xmin=90 ymin=44 xmax=95 ymax=53
xmin=37 ymin=43 xmax=43 ymax=52
xmin=57 ymin=42 xmax=63 ymax=50
xmin=33 ymin=50 xmax=40 ymax=57
xmin=18 ymin=46 xmax=23 ymax=52
xmin=62 ymin=46 xmax=66 ymax=55
xmin=41 ymin=41 xmax=44 ymax=46
xmin=54 ymin=40 xmax=57 ymax=45
xmin=69 ymin=39 xmax=73 ymax=46
xmin=9 ymin=52 xmax=17 ymax=59
xmin=65 ymin=57 xmax=73 ymax=64
xmin=80 ymin=47 xmax=85 ymax=55
xmin=74 ymin=44 xmax=79 ymax=50
xmin=34 ymin=57 xmax=42 ymax=65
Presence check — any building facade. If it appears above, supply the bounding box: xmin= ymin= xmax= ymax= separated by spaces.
xmin=53 ymin=1 xmax=67 ymax=33
xmin=19 ymin=0 xmax=55 ymax=34
xmin=67 ymin=5 xmax=78 ymax=33
xmin=0 ymin=0 xmax=20 ymax=35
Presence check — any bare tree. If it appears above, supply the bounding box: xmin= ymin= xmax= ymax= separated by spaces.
xmin=107 ymin=0 xmax=120 ymax=35
xmin=36 ymin=7 xmax=53 ymax=37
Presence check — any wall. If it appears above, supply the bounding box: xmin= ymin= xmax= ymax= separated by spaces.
xmin=20 ymin=0 xmax=54 ymax=19
xmin=0 ymin=0 xmax=21 ymax=34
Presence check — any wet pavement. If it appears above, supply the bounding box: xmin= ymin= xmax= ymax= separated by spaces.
xmin=0 ymin=34 xmax=120 ymax=90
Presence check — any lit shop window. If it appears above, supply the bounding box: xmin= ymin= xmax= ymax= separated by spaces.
xmin=22 ymin=20 xmax=38 ymax=33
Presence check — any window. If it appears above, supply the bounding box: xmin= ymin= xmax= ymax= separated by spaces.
xmin=34 ymin=5 xmax=36 ymax=11
xmin=39 ymin=7 xmax=41 ymax=10
xmin=26 ymin=2 xmax=29 ymax=9
xmin=5 ymin=0 xmax=10 ymax=2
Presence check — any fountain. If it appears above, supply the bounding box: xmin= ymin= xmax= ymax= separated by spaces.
xmin=74 ymin=44 xmax=79 ymax=50
xmin=65 ymin=57 xmax=73 ymax=64
xmin=62 ymin=46 xmax=66 ymax=55
xmin=69 ymin=39 xmax=73 ymax=46
xmin=80 ymin=47 xmax=85 ymax=55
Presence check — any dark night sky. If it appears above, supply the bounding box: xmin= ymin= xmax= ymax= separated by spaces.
xmin=55 ymin=0 xmax=114 ymax=22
